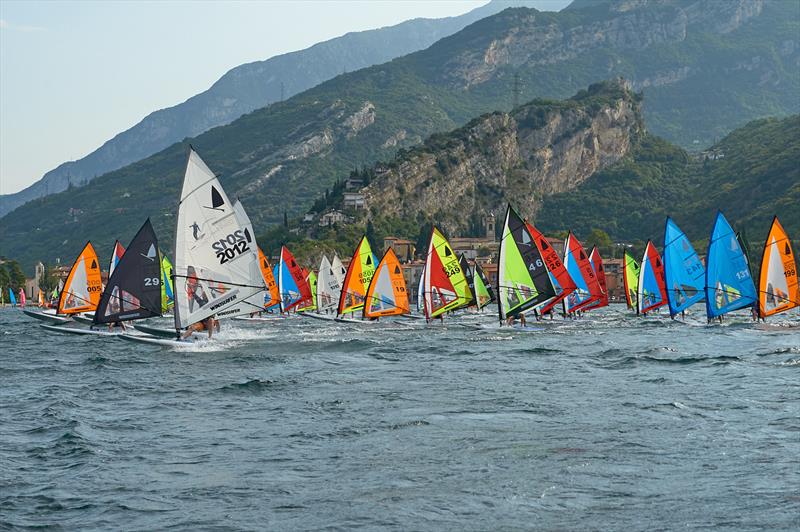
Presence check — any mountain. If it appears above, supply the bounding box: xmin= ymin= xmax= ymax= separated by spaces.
xmin=0 ymin=0 xmax=547 ymax=218
xmin=2 ymin=0 xmax=797 ymax=269
xmin=359 ymin=79 xmax=643 ymax=238
xmin=538 ymin=113 xmax=800 ymax=244
xmin=271 ymin=85 xmax=796 ymax=263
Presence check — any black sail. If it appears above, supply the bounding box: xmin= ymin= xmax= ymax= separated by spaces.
xmin=459 ymin=253 xmax=476 ymax=308
xmin=504 ymin=206 xmax=556 ymax=317
xmin=94 ymin=219 xmax=162 ymax=324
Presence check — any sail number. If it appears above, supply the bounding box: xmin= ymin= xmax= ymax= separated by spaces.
xmin=442 ymin=264 xmax=461 ymax=278
xmin=143 ymin=277 xmax=160 ymax=286
xmin=212 ymin=230 xmax=251 ymax=264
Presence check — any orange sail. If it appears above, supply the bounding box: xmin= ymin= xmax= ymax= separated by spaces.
xmin=758 ymin=216 xmax=798 ymax=318
xmin=364 ymin=248 xmax=409 ymax=318
xmin=258 ymin=247 xmax=281 ymax=307
xmin=338 ymin=236 xmax=377 ymax=315
xmin=57 ymin=242 xmax=103 ymax=314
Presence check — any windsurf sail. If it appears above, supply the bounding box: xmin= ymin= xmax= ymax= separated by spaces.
xmin=57 ymin=242 xmax=103 ymax=315
xmin=423 ymin=227 xmax=471 ymax=320
xmin=458 ymin=254 xmax=476 ymax=310
xmin=705 ymin=211 xmax=757 ymax=319
xmin=527 ymin=222 xmax=577 ymax=315
xmin=582 ymin=247 xmax=609 ymax=311
xmin=19 ymin=289 xmax=26 ymax=307
xmin=299 ymin=271 xmax=318 ymax=312
xmin=472 ymin=262 xmax=495 ymax=310
xmin=257 ymin=247 xmax=281 ymax=308
xmin=497 ymin=205 xmax=555 ymax=321
xmin=38 ymin=289 xmax=45 ymax=307
xmin=637 ymin=240 xmax=667 ymax=314
xmin=416 ymin=265 xmax=425 ymax=312
xmin=561 ymin=232 xmax=602 ymax=314
xmin=316 ymin=256 xmax=342 ymax=314
xmin=364 ymin=248 xmax=409 ymax=318
xmin=173 ymin=148 xmax=264 ymax=329
xmin=622 ymin=250 xmax=640 ymax=312
xmin=758 ymin=216 xmax=798 ymax=318
xmin=338 ymin=236 xmax=377 ymax=316
xmin=160 ymin=252 xmax=175 ymax=313
xmin=94 ymin=219 xmax=162 ymax=324
xmin=9 ymin=288 xmax=16 ymax=306
xmin=331 ymin=254 xmax=347 ymax=285
xmin=109 ymin=240 xmax=126 ymax=277
xmin=663 ymin=217 xmax=704 ymax=317
xmin=277 ymin=246 xmax=311 ymax=313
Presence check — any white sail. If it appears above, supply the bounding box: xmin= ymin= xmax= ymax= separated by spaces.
xmin=331 ymin=254 xmax=346 ymax=287
xmin=764 ymin=235 xmax=790 ymax=308
xmin=225 ymin=200 xmax=267 ymax=318
xmin=173 ymin=149 xmax=264 ymax=329
xmin=316 ymin=256 xmax=338 ymax=314
xmin=417 ymin=264 xmax=425 ymax=312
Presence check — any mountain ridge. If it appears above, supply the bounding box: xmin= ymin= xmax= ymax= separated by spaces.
xmin=0 ymin=0 xmax=542 ymax=217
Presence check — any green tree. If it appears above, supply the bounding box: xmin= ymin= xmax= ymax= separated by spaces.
xmin=38 ymin=264 xmax=58 ymax=294
xmin=365 ymin=219 xmax=378 ymax=248
xmin=0 ymin=267 xmax=9 ymax=296
xmin=586 ymin=228 xmax=613 ymax=255
xmin=415 ymin=222 xmax=433 ymax=259
xmin=6 ymin=261 xmax=25 ymax=289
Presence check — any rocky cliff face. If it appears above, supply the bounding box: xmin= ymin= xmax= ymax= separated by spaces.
xmin=362 ymin=79 xmax=641 ymax=236
xmin=443 ymin=0 xmax=764 ymax=90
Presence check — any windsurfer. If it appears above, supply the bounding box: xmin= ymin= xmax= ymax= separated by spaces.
xmin=181 ymin=315 xmax=219 ymax=339
xmin=506 ymin=313 xmax=527 ymax=327
xmin=108 ymin=320 xmax=127 ymax=332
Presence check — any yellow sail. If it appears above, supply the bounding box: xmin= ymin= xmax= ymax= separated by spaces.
xmin=338 ymin=236 xmax=376 ymax=315
xmin=57 ymin=242 xmax=103 ymax=314
xmin=758 ymin=216 xmax=798 ymax=317
xmin=424 ymin=227 xmax=471 ymax=319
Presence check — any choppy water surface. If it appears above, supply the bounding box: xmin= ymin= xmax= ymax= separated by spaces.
xmin=1 ymin=306 xmax=798 ymax=530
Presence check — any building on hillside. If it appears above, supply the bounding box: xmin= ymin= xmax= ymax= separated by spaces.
xmin=23 ymin=262 xmax=45 ymax=300
xmin=603 ymin=258 xmax=625 ymax=302
xmin=342 ymin=192 xmax=366 ymax=210
xmin=319 ymin=210 xmax=348 ymax=227
xmin=383 ymin=237 xmax=415 ymax=263
xmin=344 ymin=177 xmax=364 ymax=191
xmin=303 ymin=213 xmax=316 ymax=222
xmin=480 ymin=262 xmax=498 ymax=288
xmin=545 ymin=237 xmax=565 ymax=257
xmin=450 ymin=237 xmax=497 ymax=260
xmin=402 ymin=260 xmax=426 ymax=305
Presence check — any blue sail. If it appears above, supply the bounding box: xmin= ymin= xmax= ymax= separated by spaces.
xmin=704 ymin=211 xmax=757 ymax=318
xmin=663 ymin=217 xmax=705 ymax=316
xmin=9 ymin=288 xmax=17 ymax=306
xmin=562 ymin=236 xmax=593 ymax=312
xmin=278 ymin=256 xmax=301 ymax=312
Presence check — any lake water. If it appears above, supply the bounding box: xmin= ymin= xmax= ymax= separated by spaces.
xmin=1 ymin=306 xmax=798 ymax=530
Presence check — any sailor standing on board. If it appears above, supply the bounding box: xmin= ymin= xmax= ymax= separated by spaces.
xmin=182 ymin=315 xmax=219 ymax=340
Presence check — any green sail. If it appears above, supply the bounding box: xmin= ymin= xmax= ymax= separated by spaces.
xmin=623 ymin=249 xmax=640 ymax=311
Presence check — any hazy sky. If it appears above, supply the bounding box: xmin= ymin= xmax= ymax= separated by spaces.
xmin=0 ymin=0 xmax=568 ymax=195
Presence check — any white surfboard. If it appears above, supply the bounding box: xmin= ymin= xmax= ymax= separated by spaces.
xmin=23 ymin=309 xmax=72 ymax=324
xmin=40 ymin=324 xmax=122 ymax=336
